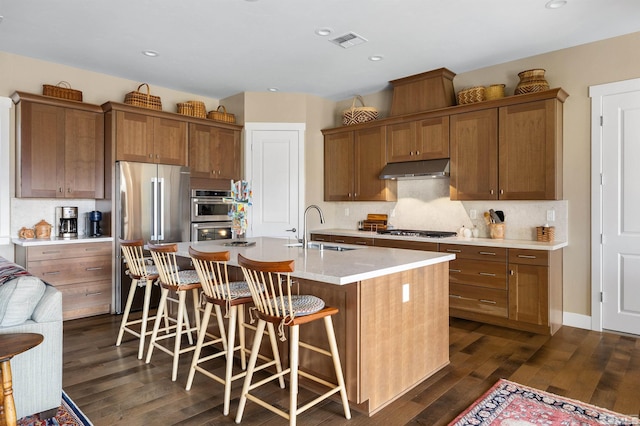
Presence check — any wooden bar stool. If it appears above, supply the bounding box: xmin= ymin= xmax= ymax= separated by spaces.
xmin=235 ymin=254 xmax=351 ymax=426
xmin=146 ymin=243 xmax=202 ymax=381
xmin=116 ymin=238 xmax=165 ymax=360
xmin=186 ymin=248 xmax=284 ymax=416
xmin=0 ymin=333 xmax=43 ymax=426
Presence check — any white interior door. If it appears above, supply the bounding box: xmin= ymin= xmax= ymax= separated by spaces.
xmin=244 ymin=123 xmax=305 ymax=239
xmin=591 ymin=79 xmax=640 ymax=335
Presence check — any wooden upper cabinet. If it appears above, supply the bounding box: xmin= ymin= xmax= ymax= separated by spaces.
xmin=387 ymin=116 xmax=449 ymax=162
xmin=114 ymin=110 xmax=187 ymax=165
xmin=499 ymin=98 xmax=563 ymax=200
xmin=323 ymin=126 xmax=396 ymax=202
xmin=13 ymin=92 xmax=104 ymax=199
xmin=324 ymin=131 xmax=355 ymax=201
xmin=450 ymin=109 xmax=498 ymax=200
xmin=189 ymin=123 xmax=241 ymax=180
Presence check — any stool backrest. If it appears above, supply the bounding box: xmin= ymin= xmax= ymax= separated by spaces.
xmin=148 ymin=243 xmax=181 ymax=287
xmin=119 ymin=238 xmax=152 ymax=278
xmin=189 ymin=247 xmax=232 ymax=300
xmin=237 ymin=254 xmax=295 ymax=319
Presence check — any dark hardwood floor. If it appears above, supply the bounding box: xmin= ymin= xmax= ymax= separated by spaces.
xmin=62 ymin=314 xmax=640 ymax=425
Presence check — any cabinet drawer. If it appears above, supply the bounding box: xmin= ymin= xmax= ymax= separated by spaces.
xmin=449 ymin=283 xmax=508 ymax=318
xmin=331 ymin=235 xmax=374 ymax=246
xmin=449 ymin=259 xmax=507 ymax=289
xmin=374 ymin=239 xmax=438 ymax=252
xmin=28 ymin=255 xmax=111 ymax=285
xmin=58 ymin=279 xmax=111 ymax=320
xmin=509 ymin=249 xmax=549 ymax=266
xmin=310 ymin=233 xmax=333 ymax=242
xmin=440 ymin=244 xmax=507 ymax=261
xmin=27 ymin=242 xmax=112 ymax=261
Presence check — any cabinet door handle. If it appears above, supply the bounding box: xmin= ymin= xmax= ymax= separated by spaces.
xmin=450 ymin=294 xmax=462 ymax=298
xmin=149 ymin=154 xmax=153 ymax=158
xmin=500 ymin=189 xmax=504 ymax=194
xmin=490 ymin=189 xmax=494 ymax=195
xmin=480 ymin=299 xmax=497 ymax=304
xmin=446 ymin=249 xmax=461 ymax=253
xmin=58 ymin=187 xmax=63 ymax=193
xmin=86 ymin=267 xmax=103 ymax=271
xmin=510 ymin=270 xmax=515 ymax=275
xmin=43 ymin=271 xmax=60 ymax=275
xmin=517 ymin=254 xmax=537 ymax=259
xmin=479 ymin=251 xmax=496 ymax=256
xmin=479 ymin=272 xmax=496 ymax=277
xmin=449 ymin=269 xmax=461 ymax=273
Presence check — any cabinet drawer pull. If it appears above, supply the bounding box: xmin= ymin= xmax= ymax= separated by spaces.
xmin=446 ymin=249 xmax=461 ymax=253
xmin=480 ymin=299 xmax=497 ymax=304
xmin=84 ymin=248 xmax=102 ymax=252
xmin=86 ymin=267 xmax=103 ymax=271
xmin=450 ymin=294 xmax=462 ymax=298
xmin=449 ymin=269 xmax=461 ymax=273
xmin=86 ymin=291 xmax=103 ymax=296
xmin=334 ymin=239 xmax=345 ymax=243
xmin=479 ymin=272 xmax=497 ymax=277
xmin=356 ymin=241 xmax=368 ymax=245
xmin=43 ymin=271 xmax=60 ymax=275
xmin=42 ymin=250 xmax=61 ymax=255
xmin=479 ymin=251 xmax=496 ymax=256
xmin=517 ymin=254 xmax=537 ymax=259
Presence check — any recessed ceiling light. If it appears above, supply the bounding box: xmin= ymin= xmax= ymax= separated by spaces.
xmin=315 ymin=27 xmax=333 ymax=36
xmin=142 ymin=50 xmax=159 ymax=57
xmin=0 ymin=15 xmax=4 ymax=24
xmin=545 ymin=0 xmax=567 ymax=9
xmin=268 ymin=87 xmax=279 ymax=92
xmin=369 ymin=55 xmax=384 ymax=62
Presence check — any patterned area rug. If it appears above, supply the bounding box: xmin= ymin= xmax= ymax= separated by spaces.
xmin=17 ymin=391 xmax=93 ymax=426
xmin=449 ymin=379 xmax=639 ymax=425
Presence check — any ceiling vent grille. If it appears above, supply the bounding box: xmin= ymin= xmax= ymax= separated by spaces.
xmin=330 ymin=32 xmax=368 ymax=49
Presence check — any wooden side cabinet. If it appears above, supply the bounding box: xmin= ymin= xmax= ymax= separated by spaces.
xmin=323 ymin=126 xmax=396 ymax=201
xmin=15 ymin=242 xmax=113 ymax=320
xmin=387 ymin=116 xmax=449 ymax=163
xmin=12 ymin=92 xmax=104 ymax=199
xmin=189 ymin=122 xmax=241 ymax=180
xmin=508 ymin=249 xmax=563 ymax=335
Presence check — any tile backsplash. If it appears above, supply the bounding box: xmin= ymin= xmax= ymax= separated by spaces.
xmin=326 ymin=179 xmax=568 ymax=242
xmin=11 ymin=198 xmax=97 ymax=238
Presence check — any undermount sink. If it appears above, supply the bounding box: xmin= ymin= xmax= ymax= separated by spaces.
xmin=285 ymin=242 xmax=358 ymax=252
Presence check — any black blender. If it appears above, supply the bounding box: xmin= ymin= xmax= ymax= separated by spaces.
xmin=88 ymin=211 xmax=102 ymax=237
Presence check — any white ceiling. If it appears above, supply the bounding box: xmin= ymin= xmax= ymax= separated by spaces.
xmin=1 ymin=0 xmax=639 ymax=101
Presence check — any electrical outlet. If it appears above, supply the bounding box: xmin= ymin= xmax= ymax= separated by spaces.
xmin=470 ymin=209 xmax=477 ymax=219
xmin=546 ymin=209 xmax=555 ymax=222
xmin=344 ymin=208 xmax=349 ymax=217
xmin=402 ymin=283 xmax=410 ymax=303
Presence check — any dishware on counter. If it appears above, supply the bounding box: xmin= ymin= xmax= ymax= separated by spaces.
xmin=34 ymin=219 xmax=52 ymax=239
xmin=18 ymin=227 xmax=35 ymax=239
xmin=489 ymin=223 xmax=506 ymax=239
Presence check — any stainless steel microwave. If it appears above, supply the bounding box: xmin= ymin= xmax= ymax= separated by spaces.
xmin=190 ymin=189 xmax=232 ymax=222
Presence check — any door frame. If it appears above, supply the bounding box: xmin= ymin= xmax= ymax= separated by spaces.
xmin=589 ymin=77 xmax=640 ymax=331
xmin=243 ymin=122 xmax=306 ymax=237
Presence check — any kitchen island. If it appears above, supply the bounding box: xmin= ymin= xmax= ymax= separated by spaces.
xmin=176 ymin=237 xmax=454 ymax=415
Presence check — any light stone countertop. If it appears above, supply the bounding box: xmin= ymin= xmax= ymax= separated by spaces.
xmin=178 ymin=237 xmax=455 ymax=285
xmin=313 ymin=228 xmax=568 ymax=251
xmin=12 ymin=236 xmax=114 ymax=246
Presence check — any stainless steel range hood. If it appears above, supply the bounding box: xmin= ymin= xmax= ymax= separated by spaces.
xmin=379 ymin=159 xmax=450 ymax=180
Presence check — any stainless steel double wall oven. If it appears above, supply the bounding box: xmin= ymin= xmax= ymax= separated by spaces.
xmin=190 ymin=189 xmax=233 ymax=241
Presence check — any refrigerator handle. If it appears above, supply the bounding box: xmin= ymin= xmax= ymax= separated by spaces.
xmin=158 ymin=177 xmax=165 ymax=240
xmin=151 ymin=177 xmax=158 ymax=240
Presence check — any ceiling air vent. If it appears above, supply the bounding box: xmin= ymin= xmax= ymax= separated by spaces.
xmin=330 ymin=32 xmax=368 ymax=49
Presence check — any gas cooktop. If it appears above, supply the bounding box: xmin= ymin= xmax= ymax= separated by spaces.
xmin=377 ymin=229 xmax=457 ymax=238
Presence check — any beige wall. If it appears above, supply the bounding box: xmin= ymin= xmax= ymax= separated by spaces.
xmin=3 ymin=30 xmax=640 ymax=317
xmin=328 ymin=31 xmax=640 ymax=317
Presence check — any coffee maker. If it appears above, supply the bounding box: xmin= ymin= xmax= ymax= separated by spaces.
xmin=55 ymin=206 xmax=78 ymax=239
xmin=88 ymin=211 xmax=102 ymax=237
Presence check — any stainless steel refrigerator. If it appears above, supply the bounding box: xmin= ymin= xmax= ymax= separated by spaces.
xmin=114 ymin=161 xmax=191 ymax=313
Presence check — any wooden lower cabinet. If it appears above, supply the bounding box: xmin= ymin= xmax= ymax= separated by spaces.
xmin=16 ymin=242 xmax=112 ymax=320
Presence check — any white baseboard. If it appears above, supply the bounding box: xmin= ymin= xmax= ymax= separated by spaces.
xmin=563 ymin=312 xmax=592 ymax=330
